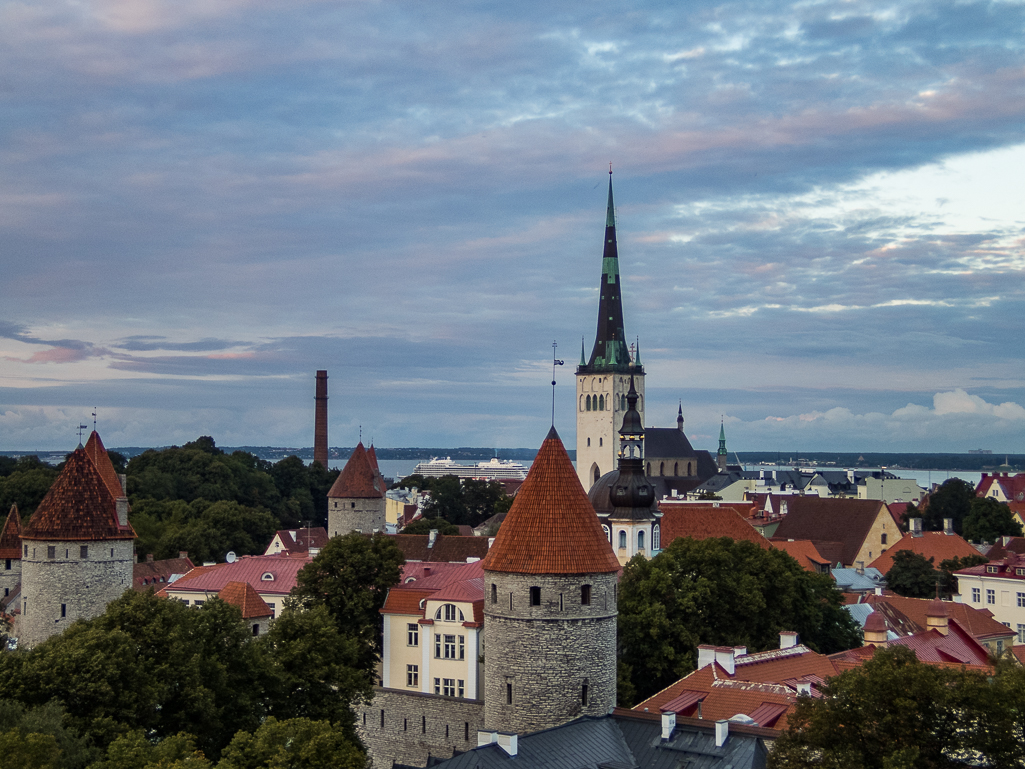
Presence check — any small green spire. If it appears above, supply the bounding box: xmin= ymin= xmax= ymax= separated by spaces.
xmin=718 ymin=419 xmax=728 ymax=457
xmin=634 ymin=337 xmax=641 ymax=366
xmin=580 ymin=337 xmax=586 ymax=366
xmin=606 ymin=169 xmax=616 ymax=229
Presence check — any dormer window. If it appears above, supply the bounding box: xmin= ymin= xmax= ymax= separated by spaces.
xmin=261 ymin=572 xmax=276 ymax=581
xmin=434 ymin=603 xmax=464 ymax=622
xmin=987 ymin=566 xmax=998 ymax=574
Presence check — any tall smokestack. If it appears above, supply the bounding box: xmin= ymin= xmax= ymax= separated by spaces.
xmin=315 ymin=370 xmax=328 ymax=468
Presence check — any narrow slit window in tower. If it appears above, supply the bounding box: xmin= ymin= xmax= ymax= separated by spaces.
xmin=581 ymin=584 xmax=591 ymax=605
xmin=529 ymin=586 xmax=541 ymax=606
xmin=506 ymin=682 xmax=513 ymax=704
xmin=582 ymin=679 xmax=589 ymax=706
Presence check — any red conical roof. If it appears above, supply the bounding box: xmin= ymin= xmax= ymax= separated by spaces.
xmin=22 ymin=446 xmax=136 ymax=541
xmin=327 ymin=442 xmax=385 ymax=499
xmin=367 ymin=445 xmax=380 ymax=470
xmin=0 ymin=505 xmax=22 ymax=559
xmin=482 ymin=427 xmax=619 ymax=575
xmin=84 ymin=431 xmax=126 ymax=500
xmin=219 ymin=580 xmax=273 ymax=618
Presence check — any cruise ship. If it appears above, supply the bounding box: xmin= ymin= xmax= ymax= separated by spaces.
xmin=410 ymin=456 xmax=528 ymax=481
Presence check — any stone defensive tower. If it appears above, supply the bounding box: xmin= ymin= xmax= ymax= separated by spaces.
xmin=0 ymin=504 xmax=23 ymax=603
xmin=327 ymin=442 xmax=386 ymax=537
xmin=577 ymin=170 xmax=644 ymax=491
xmin=314 ymin=370 xmax=329 ymax=468
xmin=18 ymin=431 xmax=136 ymax=648
xmin=482 ymin=426 xmax=621 ymax=734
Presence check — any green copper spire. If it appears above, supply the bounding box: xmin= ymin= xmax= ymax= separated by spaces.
xmin=718 ymin=420 xmax=728 ymax=457
xmin=634 ymin=337 xmax=641 ymax=366
xmin=580 ymin=337 xmax=586 ymax=366
xmin=581 ymin=168 xmax=633 ymax=373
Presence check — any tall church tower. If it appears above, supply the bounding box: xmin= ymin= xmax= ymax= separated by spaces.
xmin=576 ymin=170 xmax=644 ymax=491
xmin=482 ymin=427 xmax=620 ymax=734
xmin=717 ymin=420 xmax=728 ymax=472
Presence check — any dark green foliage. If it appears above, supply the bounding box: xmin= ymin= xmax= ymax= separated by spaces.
xmin=292 ymin=533 xmax=405 ymax=670
xmin=962 ymin=497 xmax=1023 ymax=543
xmin=90 ymin=731 xmax=211 ymax=769
xmin=938 ymin=553 xmax=988 ymax=597
xmin=769 ymin=646 xmax=1025 ymax=768
xmin=0 ymin=456 xmax=60 ymax=518
xmin=402 ymin=475 xmax=511 ymax=528
xmin=0 ymin=700 xmax=90 ymax=769
xmin=400 ymin=517 xmax=459 ymax=535
xmin=885 ymin=551 xmax=938 ymax=598
xmin=218 ymin=717 xmax=366 ymax=769
xmin=617 ymin=537 xmax=861 ymax=705
xmin=921 ymin=478 xmax=975 ymax=534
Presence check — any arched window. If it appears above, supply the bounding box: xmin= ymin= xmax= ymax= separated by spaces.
xmin=618 ymin=531 xmax=627 ymax=549
xmin=602 ymin=524 xmax=611 ymax=542
xmin=593 ymin=465 xmax=600 ymax=484
xmin=599 ymin=437 xmax=602 ymax=446
xmin=622 ymin=394 xmax=627 ymax=410
xmin=580 ymin=395 xmax=585 ymax=411
xmin=638 ymin=530 xmax=645 ymax=551
xmin=687 ymin=462 xmax=692 ymax=475
xmin=586 ymin=395 xmax=592 ymax=411
xmin=434 ymin=604 xmax=464 ymax=622
xmin=674 ymin=462 xmax=678 ymax=475
xmin=587 ymin=437 xmax=591 ymax=447
xmin=652 ymin=524 xmax=661 ymax=551
xmin=659 ymin=462 xmax=665 ymax=476
xmin=598 ymin=395 xmax=604 ymax=411
xmin=646 ymin=462 xmax=651 ymax=475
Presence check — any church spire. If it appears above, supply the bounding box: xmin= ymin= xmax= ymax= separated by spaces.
xmin=583 ymin=169 xmax=633 ymax=372
xmin=717 ymin=418 xmax=728 ymax=471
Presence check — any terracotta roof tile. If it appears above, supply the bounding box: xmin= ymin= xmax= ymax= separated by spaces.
xmin=22 ymin=446 xmax=136 ymax=541
xmin=771 ymin=539 xmax=830 ymax=571
xmin=659 ymin=502 xmax=773 ymax=550
xmin=869 ymin=531 xmax=980 ymax=574
xmin=133 ymin=556 xmax=195 ymax=591
xmin=83 ymin=431 xmax=126 ymax=501
xmin=862 ymin=594 xmax=1013 ymax=641
xmin=391 ymin=533 xmax=490 ymax=563
xmin=482 ymin=427 xmax=619 ymax=575
xmin=0 ymin=505 xmax=22 ymax=559
xmin=381 ymin=588 xmax=434 ymax=616
xmin=328 ymin=443 xmax=385 ymax=499
xmin=772 ymin=498 xmax=890 ymax=566
xmin=161 ymin=553 xmax=310 ymax=596
xmin=267 ymin=527 xmax=329 ymax=555
xmin=219 ymin=580 xmax=273 ymax=618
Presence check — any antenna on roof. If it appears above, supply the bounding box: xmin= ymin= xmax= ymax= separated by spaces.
xmin=359 ymin=425 xmax=362 ymax=443
xmin=551 ymin=340 xmax=564 ymax=427
xmin=77 ymin=424 xmax=88 ymax=444
xmin=92 ymin=408 xmax=97 ymax=431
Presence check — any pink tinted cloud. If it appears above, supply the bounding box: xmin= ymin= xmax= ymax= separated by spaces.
xmin=8 ymin=347 xmax=94 ymax=364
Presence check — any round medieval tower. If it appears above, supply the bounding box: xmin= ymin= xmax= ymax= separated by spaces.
xmin=0 ymin=504 xmax=23 ymax=604
xmin=327 ymin=442 xmax=386 ymax=537
xmin=18 ymin=431 xmax=136 ymax=648
xmin=482 ymin=426 xmax=621 ymax=734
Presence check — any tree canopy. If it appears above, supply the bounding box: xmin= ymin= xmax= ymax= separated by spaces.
xmin=393 ymin=474 xmax=512 ymax=528
xmin=921 ymin=478 xmax=975 ymax=534
xmin=885 ymin=551 xmax=939 ymax=599
xmin=962 ymin=497 xmax=1023 ymax=543
xmin=617 ymin=537 xmax=862 ymax=705
xmin=400 ymin=517 xmax=459 ymax=535
xmin=769 ymin=646 xmax=1025 ymax=768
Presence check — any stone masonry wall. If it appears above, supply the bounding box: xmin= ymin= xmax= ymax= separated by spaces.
xmin=483 ymin=570 xmax=617 ymax=733
xmin=358 ymin=687 xmax=484 ymax=769
xmin=17 ymin=539 xmax=134 ymax=648
xmin=329 ymin=497 xmax=386 ymax=538
xmin=0 ymin=557 xmax=21 ymax=603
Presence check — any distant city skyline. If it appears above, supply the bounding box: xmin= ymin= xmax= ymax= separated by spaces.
xmin=1 ymin=1 xmax=1023 ymax=453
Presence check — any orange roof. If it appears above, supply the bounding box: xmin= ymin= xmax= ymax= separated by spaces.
xmin=0 ymin=505 xmax=22 ymax=559
xmin=868 ymin=531 xmax=980 ymax=574
xmin=381 ymin=588 xmax=434 ymax=616
xmin=328 ymin=443 xmax=385 ymax=499
xmin=861 ymin=593 xmax=1013 ymax=641
xmin=482 ymin=427 xmax=619 ymax=575
xmin=658 ymin=502 xmax=773 ymax=550
xmin=218 ymin=580 xmax=273 ymax=618
xmin=734 ymin=648 xmax=841 ymax=683
xmin=83 ymin=431 xmax=126 ymax=500
xmin=771 ymin=539 xmax=830 ymax=571
xmin=22 ymin=446 xmax=136 ymax=541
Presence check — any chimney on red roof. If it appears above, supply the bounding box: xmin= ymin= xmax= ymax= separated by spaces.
xmin=926 ymin=598 xmax=949 ymax=635
xmin=146 ymin=553 xmax=154 ymax=562
xmin=864 ymin=611 xmax=888 ymax=646
xmin=314 ymin=370 xmax=328 ymax=468
xmin=179 ymin=551 xmax=188 ymax=560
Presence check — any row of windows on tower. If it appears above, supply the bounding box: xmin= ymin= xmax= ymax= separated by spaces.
xmin=489 ymin=583 xmax=597 ymax=608
xmin=22 ymin=545 xmax=115 ymax=559
xmin=602 ymin=525 xmax=661 ymax=551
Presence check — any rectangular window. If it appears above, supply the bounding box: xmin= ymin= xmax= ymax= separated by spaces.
xmin=435 ymin=634 xmax=441 ymax=658
xmin=23 ymin=545 xmax=27 ymax=558
xmin=444 ymin=604 xmax=457 ymax=621
xmin=60 ymin=603 xmax=66 ymax=618
xmin=880 ymin=532 xmax=887 ymax=545
xmin=407 ymin=664 xmax=419 ymax=687
xmin=458 ymin=679 xmax=465 ymax=698
xmin=987 ymin=589 xmax=996 ymax=605
xmin=47 ymin=546 xmax=55 ymax=559
xmin=530 ymin=586 xmax=541 ymax=606
xmin=987 ymin=566 xmax=998 ymax=574
xmin=1017 ymin=624 xmax=1025 ymax=644
xmin=581 ymin=585 xmax=591 ymax=605
xmin=506 ymin=682 xmax=513 ymax=704
xmin=252 ymin=624 xmax=260 ymax=636
xmin=443 ymin=678 xmax=456 ymax=697
xmin=194 ymin=600 xmax=205 ymax=606
xmin=444 ymin=634 xmax=457 ymax=659
xmin=408 ymin=623 xmax=419 ymax=646
xmin=972 ymin=587 xmax=981 ymax=603
xmin=491 ymin=583 xmax=497 ymax=603
xmin=458 ymin=635 xmax=465 ymax=660
xmin=997 ymin=640 xmax=1004 ymax=653
xmin=4 ymin=559 xmax=9 ymax=570
xmin=434 ymin=677 xmax=441 ymax=696
xmin=1017 ymin=593 xmax=1025 ymax=608
xmin=80 ymin=546 xmax=88 ymax=559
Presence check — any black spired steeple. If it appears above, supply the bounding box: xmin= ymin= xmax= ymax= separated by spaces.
xmin=581 ymin=169 xmax=635 ymax=373
xmin=608 ymin=376 xmax=656 ymax=517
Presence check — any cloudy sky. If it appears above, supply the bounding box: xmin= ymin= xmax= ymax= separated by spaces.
xmin=2 ymin=0 xmax=1024 ymax=454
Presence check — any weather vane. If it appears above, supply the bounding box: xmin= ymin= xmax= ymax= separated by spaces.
xmin=77 ymin=424 xmax=88 ymax=444
xmin=551 ymin=340 xmax=564 ymax=426
xmin=92 ymin=408 xmax=97 ymax=431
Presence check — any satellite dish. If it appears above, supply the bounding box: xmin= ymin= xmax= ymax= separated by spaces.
xmin=225 ymin=551 xmax=237 ymax=564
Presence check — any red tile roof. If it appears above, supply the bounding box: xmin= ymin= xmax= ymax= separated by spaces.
xmin=0 ymin=505 xmax=22 ymax=559
xmin=22 ymin=445 xmax=136 ymax=541
xmin=133 ymin=556 xmax=195 ymax=591
xmin=83 ymin=431 xmax=126 ymax=501
xmin=770 ymin=539 xmax=830 ymax=571
xmin=977 ymin=472 xmax=1025 ymax=503
xmin=391 ymin=533 xmax=490 ymax=563
xmin=772 ymin=498 xmax=890 ymax=566
xmin=328 ymin=443 xmax=385 ymax=499
xmin=219 ymin=580 xmax=273 ymax=618
xmin=381 ymin=588 xmax=434 ymax=616
xmin=161 ymin=552 xmax=311 ymax=596
xmin=266 ymin=527 xmax=329 ymax=555
xmin=869 ymin=531 xmax=980 ymax=574
xmin=829 ymin=619 xmax=991 ymax=668
xmin=482 ymin=427 xmax=619 ymax=575
xmin=659 ymin=502 xmax=773 ymax=550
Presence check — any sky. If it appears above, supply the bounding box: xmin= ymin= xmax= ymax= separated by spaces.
xmin=1 ymin=0 xmax=1024 ymax=455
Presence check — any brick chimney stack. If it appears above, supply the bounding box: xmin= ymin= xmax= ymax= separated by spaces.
xmin=314 ymin=370 xmax=328 ymax=468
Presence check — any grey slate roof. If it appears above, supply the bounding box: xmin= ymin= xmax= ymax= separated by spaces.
xmin=428 ymin=710 xmax=769 ymax=769
xmin=645 ymin=427 xmax=696 ymax=459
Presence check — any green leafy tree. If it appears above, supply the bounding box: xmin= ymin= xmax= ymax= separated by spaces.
xmin=90 ymin=731 xmax=211 ymax=769
xmin=618 ymin=537 xmax=861 ymax=704
xmin=0 ymin=456 xmax=60 ymax=518
xmin=218 ymin=718 xmax=365 ymax=769
xmin=420 ymin=476 xmax=467 ymax=525
xmin=921 ymin=478 xmax=975 ymax=534
xmin=769 ymin=645 xmax=1023 ymax=768
xmin=938 ymin=554 xmax=988 ymax=598
xmin=0 ymin=729 xmax=61 ymax=769
xmin=460 ymin=479 xmax=507 ymax=528
xmin=291 ymin=533 xmax=404 ymax=670
xmin=884 ymin=551 xmax=938 ymax=598
xmin=962 ymin=497 xmax=1023 ymax=543
xmin=400 ymin=518 xmax=458 ymax=535
xmin=0 ymin=700 xmax=90 ymax=769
